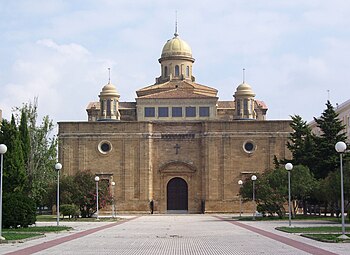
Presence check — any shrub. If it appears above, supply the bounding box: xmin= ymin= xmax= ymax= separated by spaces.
xmin=3 ymin=192 xmax=36 ymax=228
xmin=60 ymin=204 xmax=80 ymax=218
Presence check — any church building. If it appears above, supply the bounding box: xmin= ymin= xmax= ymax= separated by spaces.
xmin=58 ymin=30 xmax=291 ymax=214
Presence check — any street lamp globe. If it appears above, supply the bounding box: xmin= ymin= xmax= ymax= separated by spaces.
xmin=251 ymin=175 xmax=257 ymax=181
xmin=95 ymin=176 xmax=100 ymax=182
xmin=285 ymin=163 xmax=293 ymax=171
xmin=335 ymin=141 xmax=347 ymax=153
xmin=238 ymin=180 xmax=243 ymax=185
xmin=55 ymin=163 xmax=62 ymax=171
xmin=111 ymin=181 xmax=115 ymax=186
xmin=0 ymin=144 xmax=7 ymax=154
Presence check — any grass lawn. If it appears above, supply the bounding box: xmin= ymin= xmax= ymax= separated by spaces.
xmin=276 ymin=226 xmax=347 ymax=233
xmin=2 ymin=232 xmax=44 ymax=241
xmin=1 ymin=226 xmax=71 ymax=242
xmin=276 ymin=226 xmax=350 ymax=243
xmin=237 ymin=215 xmax=348 ymax=223
xmin=36 ymin=215 xmax=121 ymax=222
xmin=4 ymin=226 xmax=72 ymax=232
xmin=302 ymin=233 xmax=350 ymax=243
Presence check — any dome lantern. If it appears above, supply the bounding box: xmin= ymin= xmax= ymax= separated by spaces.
xmin=157 ymin=32 xmax=195 ymax=84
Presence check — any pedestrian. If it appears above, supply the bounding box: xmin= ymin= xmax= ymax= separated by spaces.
xmin=150 ymin=200 xmax=154 ymax=214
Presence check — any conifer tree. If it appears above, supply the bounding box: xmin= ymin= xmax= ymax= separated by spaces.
xmin=313 ymin=101 xmax=347 ymax=179
xmin=19 ymin=109 xmax=30 ymax=167
xmin=0 ymin=118 xmax=27 ymax=192
xmin=287 ymin=115 xmax=316 ymax=168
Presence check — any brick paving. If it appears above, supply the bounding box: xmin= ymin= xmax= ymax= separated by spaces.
xmin=0 ymin=215 xmax=348 ymax=255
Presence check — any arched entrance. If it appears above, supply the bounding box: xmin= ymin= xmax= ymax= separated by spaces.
xmin=167 ymin=177 xmax=188 ymax=211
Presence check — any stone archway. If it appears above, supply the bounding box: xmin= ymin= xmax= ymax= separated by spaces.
xmin=167 ymin=177 xmax=188 ymax=211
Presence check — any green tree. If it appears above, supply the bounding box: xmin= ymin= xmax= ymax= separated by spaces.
xmin=0 ymin=117 xmax=36 ymax=228
xmin=240 ymin=165 xmax=315 ymax=218
xmin=2 ymin=192 xmax=36 ymax=228
xmin=313 ymin=101 xmax=347 ymax=179
xmin=47 ymin=171 xmax=112 ymax=218
xmin=71 ymin=171 xmax=112 ymax=217
xmin=0 ymin=118 xmax=27 ymax=192
xmin=19 ymin=109 xmax=30 ymax=169
xmin=240 ymin=171 xmax=286 ymax=218
xmin=315 ymin=158 xmax=350 ymax=216
xmin=14 ymin=98 xmax=57 ymax=206
xmin=285 ymin=115 xmax=316 ymax=169
xmin=290 ymin=165 xmax=317 ymax=215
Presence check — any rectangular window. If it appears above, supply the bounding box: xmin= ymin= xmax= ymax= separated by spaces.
xmin=244 ymin=99 xmax=249 ymax=115
xmin=100 ymin=100 xmax=104 ymax=113
xmin=107 ymin=99 xmax=111 ymax=115
xmin=199 ymin=107 xmax=210 ymax=117
xmin=237 ymin=100 xmax=241 ymax=114
xmin=172 ymin=107 xmax=182 ymax=117
xmin=158 ymin=107 xmax=169 ymax=117
xmin=144 ymin=107 xmax=155 ymax=117
xmin=186 ymin=107 xmax=196 ymax=117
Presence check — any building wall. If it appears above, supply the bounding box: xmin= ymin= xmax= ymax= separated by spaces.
xmin=58 ymin=120 xmax=291 ymax=214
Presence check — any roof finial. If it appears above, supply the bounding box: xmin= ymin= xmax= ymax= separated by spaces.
xmin=174 ymin=11 xmax=179 ymax=37
xmin=108 ymin=67 xmax=111 ymax=83
xmin=242 ymin=68 xmax=246 ymax=83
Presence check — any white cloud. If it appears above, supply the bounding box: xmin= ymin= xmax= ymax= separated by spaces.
xmin=0 ymin=39 xmax=114 ymax=122
xmin=1 ymin=0 xmax=350 ymax=124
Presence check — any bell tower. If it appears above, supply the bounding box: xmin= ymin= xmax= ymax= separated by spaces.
xmin=98 ymin=70 xmax=120 ymax=121
xmin=234 ymin=81 xmax=256 ymax=119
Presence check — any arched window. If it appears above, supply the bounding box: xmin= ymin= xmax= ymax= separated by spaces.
xmin=175 ymin=65 xmax=180 ymax=76
xmin=164 ymin=66 xmax=168 ymax=77
xmin=186 ymin=66 xmax=190 ymax=77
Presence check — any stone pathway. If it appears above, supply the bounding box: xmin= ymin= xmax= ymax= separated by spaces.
xmin=0 ymin=215 xmax=348 ymax=255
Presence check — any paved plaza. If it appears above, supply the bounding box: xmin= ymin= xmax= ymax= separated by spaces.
xmin=0 ymin=215 xmax=348 ymax=255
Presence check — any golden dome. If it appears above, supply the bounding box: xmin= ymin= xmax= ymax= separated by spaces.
xmin=99 ymin=82 xmax=119 ymax=97
xmin=235 ymin=82 xmax=256 ymax=97
xmin=161 ymin=33 xmax=192 ymax=58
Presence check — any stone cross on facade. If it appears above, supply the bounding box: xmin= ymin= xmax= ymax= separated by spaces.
xmin=174 ymin=144 xmax=180 ymax=154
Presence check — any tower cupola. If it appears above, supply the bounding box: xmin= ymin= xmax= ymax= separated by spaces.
xmin=98 ymin=81 xmax=120 ymax=121
xmin=234 ymin=82 xmax=256 ymax=119
xmin=156 ymin=30 xmax=195 ymax=84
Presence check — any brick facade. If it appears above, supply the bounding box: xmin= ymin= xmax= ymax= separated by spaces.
xmin=58 ymin=120 xmax=291 ymax=213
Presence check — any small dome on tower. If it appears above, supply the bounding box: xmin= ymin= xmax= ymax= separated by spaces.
xmin=161 ymin=34 xmax=192 ymax=58
xmin=99 ymin=82 xmax=120 ymax=97
xmin=235 ymin=82 xmax=256 ymax=97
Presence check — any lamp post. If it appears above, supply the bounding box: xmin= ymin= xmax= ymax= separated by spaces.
xmin=335 ymin=141 xmax=348 ymax=239
xmin=0 ymin=144 xmax=8 ymax=240
xmin=111 ymin=181 xmax=115 ymax=218
xmin=95 ymin=176 xmax=100 ymax=219
xmin=55 ymin=163 xmax=62 ymax=226
xmin=285 ymin=163 xmax=293 ymax=227
xmin=251 ymin=175 xmax=257 ymax=220
xmin=238 ymin=180 xmax=243 ymax=217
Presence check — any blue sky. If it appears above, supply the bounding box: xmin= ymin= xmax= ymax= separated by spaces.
xmin=1 ymin=0 xmax=349 ymax=124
